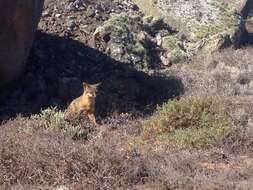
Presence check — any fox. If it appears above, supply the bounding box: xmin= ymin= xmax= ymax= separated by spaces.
xmin=67 ymin=82 xmax=100 ymax=126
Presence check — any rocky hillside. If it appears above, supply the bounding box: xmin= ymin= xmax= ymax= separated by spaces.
xmin=0 ymin=0 xmax=253 ymax=189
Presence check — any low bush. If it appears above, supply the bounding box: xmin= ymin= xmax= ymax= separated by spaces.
xmin=142 ymin=97 xmax=232 ymax=147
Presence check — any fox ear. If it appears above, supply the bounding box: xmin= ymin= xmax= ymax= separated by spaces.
xmin=82 ymin=82 xmax=88 ymax=90
xmin=91 ymin=82 xmax=101 ymax=89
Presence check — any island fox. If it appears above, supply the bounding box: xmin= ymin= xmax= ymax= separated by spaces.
xmin=67 ymin=82 xmax=100 ymax=126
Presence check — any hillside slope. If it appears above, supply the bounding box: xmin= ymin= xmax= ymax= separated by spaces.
xmin=0 ymin=0 xmax=253 ymax=189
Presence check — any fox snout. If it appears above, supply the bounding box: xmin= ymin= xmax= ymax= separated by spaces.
xmin=87 ymin=93 xmax=95 ymax=98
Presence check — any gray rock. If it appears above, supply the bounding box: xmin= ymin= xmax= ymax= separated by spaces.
xmin=234 ymin=0 xmax=253 ymax=47
xmin=238 ymin=0 xmax=253 ymax=18
xmin=0 ymin=0 xmax=44 ymax=86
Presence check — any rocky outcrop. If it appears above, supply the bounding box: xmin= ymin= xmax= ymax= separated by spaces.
xmin=92 ymin=13 xmax=172 ymax=69
xmin=86 ymin=0 xmax=253 ymax=68
xmin=133 ymin=0 xmax=253 ymax=55
xmin=0 ymin=0 xmax=44 ymax=86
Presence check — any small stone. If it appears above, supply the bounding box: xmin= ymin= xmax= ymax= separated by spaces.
xmin=111 ymin=46 xmax=125 ymax=57
xmin=160 ymin=55 xmax=170 ymax=66
xmin=131 ymin=54 xmax=143 ymax=63
xmin=156 ymin=33 xmax=163 ymax=46
xmin=55 ymin=13 xmax=62 ymax=18
xmin=42 ymin=10 xmax=50 ymax=17
xmin=137 ymin=31 xmax=147 ymax=41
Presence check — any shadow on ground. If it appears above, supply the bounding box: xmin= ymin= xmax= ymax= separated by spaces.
xmin=0 ymin=31 xmax=184 ymax=121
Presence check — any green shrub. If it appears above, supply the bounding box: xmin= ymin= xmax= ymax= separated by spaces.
xmin=142 ymin=97 xmax=231 ymax=147
xmin=32 ymin=107 xmax=92 ymax=140
xmin=163 ymin=35 xmax=186 ymax=63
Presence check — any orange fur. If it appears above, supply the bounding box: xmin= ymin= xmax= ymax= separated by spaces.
xmin=67 ymin=82 xmax=100 ymax=126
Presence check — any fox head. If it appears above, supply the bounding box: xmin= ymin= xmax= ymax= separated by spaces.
xmin=82 ymin=82 xmax=100 ymax=99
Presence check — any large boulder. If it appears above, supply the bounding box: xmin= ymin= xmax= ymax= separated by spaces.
xmin=0 ymin=0 xmax=44 ymax=86
xmin=235 ymin=0 xmax=253 ymax=47
xmin=238 ymin=0 xmax=253 ymax=18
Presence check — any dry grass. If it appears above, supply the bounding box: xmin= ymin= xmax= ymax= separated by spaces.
xmin=204 ymin=47 xmax=253 ymax=67
xmin=132 ymin=0 xmax=162 ymax=18
xmin=0 ymin=115 xmax=142 ymax=189
xmin=1 ymin=96 xmax=253 ymax=189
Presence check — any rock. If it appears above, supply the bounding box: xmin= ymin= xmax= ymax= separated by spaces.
xmin=156 ymin=32 xmax=163 ymax=46
xmin=67 ymin=0 xmax=86 ymax=11
xmin=0 ymin=0 xmax=44 ymax=86
xmin=160 ymin=55 xmax=170 ymax=66
xmin=234 ymin=0 xmax=253 ymax=47
xmin=238 ymin=0 xmax=253 ymax=18
xmin=245 ymin=17 xmax=253 ymax=33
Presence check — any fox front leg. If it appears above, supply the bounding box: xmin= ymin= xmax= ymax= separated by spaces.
xmin=87 ymin=113 xmax=99 ymax=127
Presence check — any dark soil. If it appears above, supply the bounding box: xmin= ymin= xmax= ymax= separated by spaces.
xmin=0 ymin=0 xmax=184 ymax=121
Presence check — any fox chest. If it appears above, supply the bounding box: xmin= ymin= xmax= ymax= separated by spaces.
xmin=79 ymin=98 xmax=95 ymax=112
